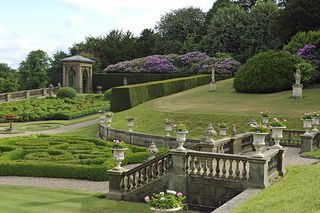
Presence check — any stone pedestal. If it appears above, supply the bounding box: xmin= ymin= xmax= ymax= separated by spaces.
xmin=300 ymin=134 xmax=314 ymax=153
xmin=292 ymin=84 xmax=303 ymax=99
xmin=210 ymin=81 xmax=216 ymax=91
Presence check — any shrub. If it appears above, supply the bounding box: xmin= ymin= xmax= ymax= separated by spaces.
xmin=56 ymin=87 xmax=78 ymax=99
xmin=104 ymin=89 xmax=112 ymax=101
xmin=283 ymin=31 xmax=320 ymax=54
xmin=111 ymin=75 xmax=211 ymax=112
xmin=233 ymin=51 xmax=298 ymax=93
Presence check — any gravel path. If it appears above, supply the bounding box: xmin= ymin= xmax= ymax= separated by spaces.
xmin=0 ymin=119 xmax=99 ymax=138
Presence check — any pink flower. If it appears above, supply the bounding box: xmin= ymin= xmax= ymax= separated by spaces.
xmin=144 ymin=196 xmax=150 ymax=202
xmin=176 ymin=192 xmax=183 ymax=197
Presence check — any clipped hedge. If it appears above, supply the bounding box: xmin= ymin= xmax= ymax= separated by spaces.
xmin=111 ymin=74 xmax=230 ymax=112
xmin=233 ymin=51 xmax=298 ymax=93
xmin=93 ymin=73 xmax=193 ymax=91
xmin=56 ymin=87 xmax=78 ymax=99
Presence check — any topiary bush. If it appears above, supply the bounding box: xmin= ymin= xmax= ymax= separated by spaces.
xmin=56 ymin=87 xmax=78 ymax=99
xmin=233 ymin=51 xmax=298 ymax=93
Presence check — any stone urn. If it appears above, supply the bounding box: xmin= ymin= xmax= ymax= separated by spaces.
xmin=261 ymin=117 xmax=269 ymax=126
xmin=165 ymin=123 xmax=173 ymax=137
xmin=303 ymin=119 xmax=313 ymax=136
xmin=106 ymin=116 xmax=112 ymax=127
xmin=176 ymin=131 xmax=188 ymax=151
xmin=148 ymin=142 xmax=159 ymax=160
xmin=252 ymin=132 xmax=269 ymax=158
xmin=111 ymin=148 xmax=127 ymax=170
xmin=150 ymin=207 xmax=182 ymax=212
xmin=312 ymin=117 xmax=319 ymax=133
xmin=219 ymin=128 xmax=227 ymax=137
xmin=127 ymin=119 xmax=134 ymax=132
xmin=270 ymin=126 xmax=286 ymax=149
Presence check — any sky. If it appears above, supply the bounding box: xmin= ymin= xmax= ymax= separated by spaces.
xmin=0 ymin=0 xmax=214 ymax=69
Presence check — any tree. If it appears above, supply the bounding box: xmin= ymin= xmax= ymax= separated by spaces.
xmin=136 ymin=29 xmax=158 ymax=57
xmin=204 ymin=0 xmax=233 ymax=32
xmin=48 ymin=51 xmax=69 ymax=85
xmin=241 ymin=1 xmax=280 ymax=60
xmin=18 ymin=50 xmax=50 ymax=90
xmin=0 ymin=63 xmax=19 ymax=92
xmin=156 ymin=7 xmax=206 ymax=53
xmin=201 ymin=4 xmax=248 ymax=62
xmin=278 ymin=0 xmax=320 ymax=42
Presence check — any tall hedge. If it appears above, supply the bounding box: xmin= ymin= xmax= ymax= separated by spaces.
xmin=110 ymin=75 xmax=226 ymax=112
xmin=233 ymin=51 xmax=298 ymax=93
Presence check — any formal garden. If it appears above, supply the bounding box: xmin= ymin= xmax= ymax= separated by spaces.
xmin=0 ymin=0 xmax=320 ymax=212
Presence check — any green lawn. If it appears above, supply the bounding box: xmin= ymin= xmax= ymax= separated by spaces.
xmin=232 ymin=163 xmax=320 ymax=213
xmin=0 ymin=185 xmax=154 ymax=213
xmin=110 ymin=79 xmax=320 ymax=139
xmin=59 ymin=124 xmax=99 ymax=137
xmin=303 ymin=149 xmax=320 ymax=159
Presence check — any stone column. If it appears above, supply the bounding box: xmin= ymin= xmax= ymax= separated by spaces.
xmin=167 ymin=150 xmax=188 ymax=196
xmin=88 ymin=67 xmax=93 ymax=93
xmin=106 ymin=169 xmax=124 ymax=200
xmin=300 ymin=134 xmax=314 ymax=153
xmin=63 ymin=65 xmax=66 ymax=86
xmin=247 ymin=157 xmax=269 ymax=188
xmin=77 ymin=65 xmax=83 ymax=93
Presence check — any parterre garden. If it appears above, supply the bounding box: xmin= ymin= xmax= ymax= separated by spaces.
xmin=0 ymin=135 xmax=167 ymax=181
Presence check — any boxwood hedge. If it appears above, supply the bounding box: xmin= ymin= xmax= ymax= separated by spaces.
xmin=110 ymin=74 xmax=230 ymax=112
xmin=0 ymin=135 xmax=167 ymax=181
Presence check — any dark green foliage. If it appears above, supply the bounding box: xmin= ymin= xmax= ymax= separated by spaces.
xmin=0 ymin=63 xmax=20 ymax=93
xmin=48 ymin=51 xmax=69 ymax=85
xmin=93 ymin=73 xmax=193 ymax=91
xmin=18 ymin=50 xmax=50 ymax=90
xmin=0 ymin=95 xmax=109 ymax=122
xmin=233 ymin=51 xmax=298 ymax=93
xmin=0 ymin=135 xmax=159 ymax=181
xmin=111 ymin=75 xmax=214 ymax=112
xmin=278 ymin=0 xmax=320 ymax=42
xmin=104 ymin=89 xmax=112 ymax=101
xmin=136 ymin=29 xmax=158 ymax=57
xmin=283 ymin=31 xmax=320 ymax=54
xmin=56 ymin=87 xmax=78 ymax=99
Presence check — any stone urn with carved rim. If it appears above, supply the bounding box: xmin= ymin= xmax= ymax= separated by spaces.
xmin=303 ymin=119 xmax=313 ymax=136
xmin=165 ymin=124 xmax=173 ymax=137
xmin=219 ymin=128 xmax=227 ymax=137
xmin=252 ymin=132 xmax=269 ymax=158
xmin=150 ymin=207 xmax=182 ymax=213
xmin=312 ymin=117 xmax=319 ymax=133
xmin=176 ymin=131 xmax=188 ymax=151
xmin=111 ymin=148 xmax=127 ymax=170
xmin=270 ymin=126 xmax=286 ymax=149
xmin=127 ymin=119 xmax=134 ymax=132
xmin=105 ymin=116 xmax=112 ymax=128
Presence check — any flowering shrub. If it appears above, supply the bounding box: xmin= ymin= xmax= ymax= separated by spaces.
xmin=218 ymin=122 xmax=228 ymax=129
xmin=111 ymin=139 xmax=127 ymax=149
xmin=165 ymin=118 xmax=174 ymax=124
xmin=143 ymin=55 xmax=175 ymax=73
xmin=175 ymin=124 xmax=187 ymax=132
xmin=144 ymin=190 xmax=185 ymax=209
xmin=260 ymin=111 xmax=270 ymax=118
xmin=313 ymin=112 xmax=320 ymax=118
xmin=104 ymin=52 xmax=240 ymax=75
xmin=269 ymin=118 xmax=287 ymax=128
xmin=303 ymin=112 xmax=313 ymax=120
xmin=249 ymin=123 xmax=270 ymax=133
xmin=297 ymin=44 xmax=316 ymax=57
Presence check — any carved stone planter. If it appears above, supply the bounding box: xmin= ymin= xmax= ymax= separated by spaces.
xmin=106 ymin=116 xmax=112 ymax=128
xmin=150 ymin=207 xmax=182 ymax=212
xmin=127 ymin=120 xmax=134 ymax=132
xmin=176 ymin=131 xmax=188 ymax=151
xmin=303 ymin=119 xmax=313 ymax=136
xmin=262 ymin=117 xmax=269 ymax=126
xmin=219 ymin=128 xmax=227 ymax=137
xmin=252 ymin=132 xmax=269 ymax=158
xmin=312 ymin=117 xmax=319 ymax=133
xmin=165 ymin=124 xmax=173 ymax=137
xmin=270 ymin=126 xmax=286 ymax=149
xmin=111 ymin=148 xmax=127 ymax=170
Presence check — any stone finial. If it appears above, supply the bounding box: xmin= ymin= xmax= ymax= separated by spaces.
xmin=203 ymin=123 xmax=216 ymax=143
xmin=148 ymin=142 xmax=159 ymax=160
xmin=123 ymin=77 xmax=128 ymax=86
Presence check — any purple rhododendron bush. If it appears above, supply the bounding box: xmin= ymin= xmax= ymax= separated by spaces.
xmin=103 ymin=51 xmax=241 ymax=75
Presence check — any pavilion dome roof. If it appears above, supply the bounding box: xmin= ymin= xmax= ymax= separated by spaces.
xmin=62 ymin=55 xmax=95 ymax=64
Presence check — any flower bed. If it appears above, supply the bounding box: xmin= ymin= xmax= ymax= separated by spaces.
xmin=0 ymin=95 xmax=110 ymax=122
xmin=0 ymin=135 xmax=167 ymax=181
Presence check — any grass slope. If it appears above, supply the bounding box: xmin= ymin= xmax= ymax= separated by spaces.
xmin=0 ymin=185 xmax=154 ymax=213
xmin=110 ymin=79 xmax=320 ymax=139
xmin=232 ymin=163 xmax=320 ymax=213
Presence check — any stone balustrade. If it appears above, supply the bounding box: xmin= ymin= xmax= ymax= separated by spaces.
xmin=0 ymin=86 xmax=59 ymax=103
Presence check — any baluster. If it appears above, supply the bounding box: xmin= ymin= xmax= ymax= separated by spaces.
xmin=215 ymin=158 xmax=221 ymax=178
xmin=149 ymin=164 xmax=154 ymax=180
xmin=121 ymin=176 xmax=126 ymax=192
xmin=241 ymin=160 xmax=248 ymax=180
xmin=159 ymin=159 xmax=164 ymax=175
xmin=132 ymin=172 xmax=136 ymax=189
xmin=228 ymin=159 xmax=234 ymax=179
xmin=221 ymin=158 xmax=227 ymax=178
xmin=193 ymin=156 xmax=198 ymax=175
xmin=197 ymin=157 xmax=203 ymax=176
xmin=143 ymin=167 xmax=148 ymax=183
xmin=137 ymin=170 xmax=142 ymax=186
xmin=208 ymin=158 xmax=214 ymax=177
xmin=235 ymin=160 xmax=240 ymax=179
xmin=126 ymin=174 xmax=131 ymax=191
xmin=154 ymin=161 xmax=159 ymax=178
xmin=189 ymin=156 xmax=195 ymax=174
xmin=203 ymin=157 xmax=208 ymax=177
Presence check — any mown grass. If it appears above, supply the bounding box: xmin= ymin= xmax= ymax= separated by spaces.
xmin=110 ymin=79 xmax=320 ymax=139
xmin=232 ymin=163 xmax=320 ymax=213
xmin=59 ymin=124 xmax=99 ymax=138
xmin=304 ymin=149 xmax=320 ymax=159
